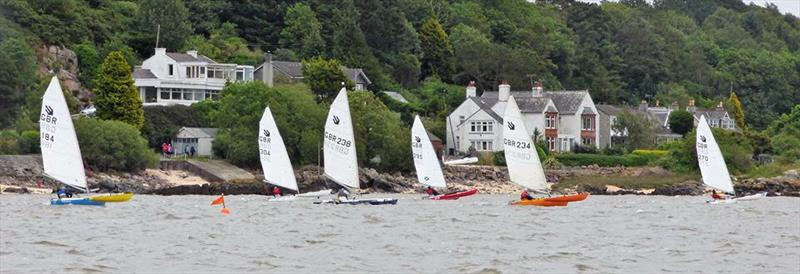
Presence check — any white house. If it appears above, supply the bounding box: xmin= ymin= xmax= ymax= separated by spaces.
xmin=133 ymin=48 xmax=254 ymax=106
xmin=172 ymin=127 xmax=218 ymax=157
xmin=446 ymin=81 xmax=598 ymax=154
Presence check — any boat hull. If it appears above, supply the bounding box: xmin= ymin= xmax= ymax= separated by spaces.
xmin=50 ymin=197 xmax=105 ymax=206
xmin=430 ymin=188 xmax=478 ymax=200
xmin=314 ymin=198 xmax=398 ymax=205
xmin=707 ymin=192 xmax=767 ymax=204
xmin=543 ymin=192 xmax=589 ymax=203
xmin=88 ymin=192 xmax=133 ymax=203
xmin=511 ymin=199 xmax=568 ymax=207
xmin=267 ymin=195 xmax=298 ymax=202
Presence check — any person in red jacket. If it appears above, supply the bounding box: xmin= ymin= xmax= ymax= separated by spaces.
xmin=711 ymin=190 xmax=724 ymax=200
xmin=425 ymin=186 xmax=439 ymax=196
xmin=521 ymin=190 xmax=534 ymax=200
xmin=272 ymin=186 xmax=282 ymax=197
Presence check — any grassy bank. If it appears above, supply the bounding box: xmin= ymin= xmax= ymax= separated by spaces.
xmin=740 ymin=162 xmax=800 ymax=179
xmin=552 ymin=174 xmax=698 ymax=192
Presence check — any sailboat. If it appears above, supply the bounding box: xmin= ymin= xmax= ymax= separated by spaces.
xmin=502 ymin=96 xmax=588 ymax=206
xmin=314 ymin=88 xmax=396 ymax=205
xmin=411 ymin=115 xmax=477 ymax=200
xmin=259 ymin=107 xmax=331 ymax=202
xmin=696 ymin=115 xmax=765 ymax=204
xmin=41 ymin=77 xmax=132 ymax=206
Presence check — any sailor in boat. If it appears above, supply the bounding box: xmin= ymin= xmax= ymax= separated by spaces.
xmin=335 ymin=188 xmax=351 ymax=202
xmin=54 ymin=186 xmax=73 ymax=199
xmin=425 ymin=186 xmax=439 ymax=196
xmin=520 ymin=189 xmax=534 ymax=200
xmin=272 ymin=186 xmax=282 ymax=197
xmin=711 ymin=190 xmax=725 ymax=200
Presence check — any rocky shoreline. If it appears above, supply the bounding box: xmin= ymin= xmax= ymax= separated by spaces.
xmin=1 ymin=155 xmax=798 ymax=196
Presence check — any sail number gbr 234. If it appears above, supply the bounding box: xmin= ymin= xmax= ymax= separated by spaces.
xmin=503 ymin=138 xmax=531 ymax=149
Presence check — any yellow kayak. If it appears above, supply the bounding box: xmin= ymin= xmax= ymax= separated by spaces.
xmin=88 ymin=192 xmax=133 ymax=202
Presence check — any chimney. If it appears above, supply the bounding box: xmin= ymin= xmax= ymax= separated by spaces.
xmin=716 ymin=101 xmax=724 ymax=111
xmin=466 ymin=81 xmax=477 ymax=98
xmin=656 ymin=100 xmax=660 ymax=107
xmin=155 ymin=48 xmax=166 ymax=56
xmin=638 ymin=100 xmax=648 ymax=112
xmin=670 ymin=101 xmax=678 ymax=110
xmin=532 ymin=81 xmax=543 ymax=97
xmin=687 ymin=99 xmax=696 ymax=112
xmin=186 ymin=50 xmax=198 ymax=58
xmin=498 ymin=80 xmax=510 ymax=101
xmin=262 ymin=52 xmax=274 ymax=87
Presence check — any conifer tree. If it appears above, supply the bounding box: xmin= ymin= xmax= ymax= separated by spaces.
xmin=94 ymin=52 xmax=145 ymax=131
xmin=728 ymin=91 xmax=747 ymax=130
xmin=418 ymin=18 xmax=455 ymax=81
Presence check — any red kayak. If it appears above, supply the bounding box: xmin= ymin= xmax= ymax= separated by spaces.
xmin=543 ymin=192 xmax=589 ymax=203
xmin=430 ymin=188 xmax=478 ymax=200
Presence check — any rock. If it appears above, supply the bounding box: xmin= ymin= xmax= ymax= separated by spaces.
xmin=652 ymin=180 xmax=705 ymax=196
xmin=784 ymin=169 xmax=799 ymax=180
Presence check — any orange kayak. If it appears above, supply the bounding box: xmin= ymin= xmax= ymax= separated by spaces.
xmin=511 ymin=199 xmax=568 ymax=207
xmin=543 ymin=192 xmax=589 ymax=203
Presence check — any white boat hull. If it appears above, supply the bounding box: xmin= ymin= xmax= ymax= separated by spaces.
xmin=296 ymin=189 xmax=332 ymax=198
xmin=266 ymin=196 xmax=298 ymax=202
xmin=707 ymin=192 xmax=767 ymax=204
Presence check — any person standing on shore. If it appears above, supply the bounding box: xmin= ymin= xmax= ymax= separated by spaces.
xmin=161 ymin=143 xmax=168 ymax=159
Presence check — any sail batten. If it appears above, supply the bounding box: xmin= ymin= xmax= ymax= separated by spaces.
xmin=411 ymin=115 xmax=447 ymax=188
xmin=696 ymin=115 xmax=735 ymax=194
xmin=258 ymin=107 xmax=299 ymax=191
xmin=502 ymin=96 xmax=548 ymax=191
xmin=323 ymin=88 xmax=360 ymax=189
xmin=40 ymin=77 xmax=87 ymax=190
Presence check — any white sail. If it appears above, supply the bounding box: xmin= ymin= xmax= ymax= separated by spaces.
xmin=411 ymin=115 xmax=447 ymax=188
xmin=696 ymin=115 xmax=735 ymax=193
xmin=258 ymin=107 xmax=299 ymax=191
xmin=502 ymin=96 xmax=548 ymax=191
xmin=39 ymin=77 xmax=87 ymax=190
xmin=323 ymin=88 xmax=360 ymax=189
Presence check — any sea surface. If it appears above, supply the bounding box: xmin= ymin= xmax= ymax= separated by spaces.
xmin=1 ymin=194 xmax=798 ymax=273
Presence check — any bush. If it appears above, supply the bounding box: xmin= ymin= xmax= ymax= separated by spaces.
xmin=493 ymin=151 xmax=506 ymax=166
xmin=658 ymin=128 xmax=754 ymax=174
xmin=555 ymin=153 xmax=651 ymax=167
xmin=477 ymin=151 xmax=494 ymax=165
xmin=573 ymin=144 xmax=598 ymax=154
xmin=75 ymin=118 xmax=158 ymax=172
xmin=17 ymin=130 xmax=39 ymax=154
xmin=0 ymin=130 xmax=20 ymax=154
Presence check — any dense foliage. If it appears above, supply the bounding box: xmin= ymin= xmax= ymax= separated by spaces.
xmin=301 ymin=57 xmax=353 ymax=102
xmin=141 ymin=105 xmax=208 ymax=149
xmin=667 ymin=110 xmax=694 ymax=136
xmin=93 ymin=52 xmax=145 ymax=130
xmin=74 ymin=118 xmax=158 ymax=172
xmin=658 ymin=127 xmax=755 ymax=174
xmin=2 ymin=0 xmax=797 ymax=130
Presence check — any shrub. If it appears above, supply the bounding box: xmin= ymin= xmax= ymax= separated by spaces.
xmin=632 ymin=149 xmax=669 ymax=157
xmin=477 ymin=151 xmax=494 ymax=165
xmin=573 ymin=144 xmax=598 ymax=154
xmin=0 ymin=130 xmax=20 ymax=154
xmin=658 ymin=128 xmax=754 ymax=174
xmin=142 ymin=105 xmax=207 ymax=149
xmin=555 ymin=153 xmax=651 ymax=167
xmin=492 ymin=151 xmax=506 ymax=166
xmin=17 ymin=130 xmax=39 ymax=154
xmin=75 ymin=118 xmax=158 ymax=172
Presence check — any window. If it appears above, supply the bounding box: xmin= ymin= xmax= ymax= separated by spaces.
xmin=559 ymin=138 xmax=573 ymax=152
xmin=168 ymin=64 xmax=174 ymax=76
xmin=200 ymin=67 xmax=205 ymax=75
xmin=582 ymin=116 xmax=594 ymax=131
xmin=160 ymin=88 xmax=170 ymax=100
xmin=582 ymin=137 xmax=594 ymax=145
xmin=456 ymin=136 xmax=460 ymax=149
xmin=171 ymin=89 xmax=181 ymax=100
xmin=547 ymin=136 xmax=556 ymax=151
xmin=545 ymin=114 xmax=556 ymax=129
xmin=459 ymin=116 xmax=465 ymax=124
xmin=469 ymin=121 xmax=494 ymax=133
xmin=183 ymin=90 xmax=193 ymax=100
xmin=236 ymin=71 xmax=244 ymax=81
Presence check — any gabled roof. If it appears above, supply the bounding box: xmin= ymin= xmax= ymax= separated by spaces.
xmin=596 ymin=104 xmax=623 ymax=116
xmin=175 ymin=127 xmax=218 ymax=138
xmin=382 ymin=91 xmax=409 ymax=103
xmin=581 ymin=106 xmax=596 ymax=115
xmin=479 ymin=93 xmax=553 ymax=113
xmin=344 ymin=68 xmax=371 ymax=85
xmin=468 ymin=97 xmax=503 ymax=124
xmin=133 ymin=68 xmax=157 ymax=79
xmin=480 ymin=90 xmax=588 ymax=114
xmin=165 ymin=53 xmax=216 ymax=63
xmin=690 ymin=108 xmax=728 ymax=120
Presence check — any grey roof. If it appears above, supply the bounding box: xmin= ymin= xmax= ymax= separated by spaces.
xmin=257 ymin=61 xmax=372 ymax=85
xmin=344 ymin=68 xmax=372 ymax=85
xmin=133 ymin=68 xmax=157 ymax=79
xmin=427 ymin=131 xmax=441 ymax=142
xmin=546 ymin=105 xmax=557 ymax=113
xmin=516 ymin=97 xmax=552 ymax=113
xmin=581 ymin=106 xmax=596 ymax=115
xmin=481 ymin=90 xmax=589 ymax=114
xmin=165 ymin=52 xmax=216 ymax=63
xmin=596 ymin=104 xmax=623 ymax=116
xmin=176 ymin=127 xmax=218 ymax=138
xmin=690 ymin=107 xmax=728 ymax=120
xmin=382 ymin=91 xmax=409 ymax=103
xmin=469 ymin=97 xmax=503 ymax=124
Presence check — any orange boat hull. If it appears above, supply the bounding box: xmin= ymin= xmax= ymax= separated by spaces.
xmin=511 ymin=199 xmax=568 ymax=207
xmin=543 ymin=192 xmax=589 ymax=203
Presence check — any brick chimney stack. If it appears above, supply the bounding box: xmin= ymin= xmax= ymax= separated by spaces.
xmin=532 ymin=81 xmax=543 ymax=97
xmin=466 ymin=81 xmax=477 ymax=98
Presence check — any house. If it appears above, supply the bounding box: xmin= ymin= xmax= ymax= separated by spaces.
xmin=445 ymin=81 xmax=598 ymax=154
xmin=597 ymin=103 xmax=682 ymax=148
xmin=685 ymin=100 xmax=737 ymax=130
xmin=172 ymin=127 xmax=218 ymax=157
xmin=596 ymin=104 xmax=625 ymax=149
xmin=254 ymin=54 xmax=371 ymax=90
xmin=133 ymin=48 xmax=254 ymax=106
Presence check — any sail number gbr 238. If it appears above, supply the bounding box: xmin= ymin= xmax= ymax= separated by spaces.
xmin=325 ymin=131 xmax=352 ymax=154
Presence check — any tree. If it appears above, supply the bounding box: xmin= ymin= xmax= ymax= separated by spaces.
xmin=613 ymin=110 xmax=655 ymax=151
xmin=181 ymin=23 xmax=261 ymax=65
xmin=668 ymin=109 xmax=693 ymax=136
xmin=348 ymin=91 xmax=412 ymax=172
xmin=93 ymin=51 xmax=144 ymax=130
xmin=728 ymin=91 xmax=746 ymax=130
xmin=419 ymin=17 xmax=455 ymax=81
xmin=73 ymin=42 xmax=101 ymax=89
xmin=75 ymin=118 xmax=158 ymax=172
xmin=132 ymin=0 xmax=192 ymax=53
xmin=301 ymin=57 xmax=353 ymax=102
xmin=280 ymin=3 xmax=324 ymax=59
xmin=0 ymin=38 xmax=38 ymax=128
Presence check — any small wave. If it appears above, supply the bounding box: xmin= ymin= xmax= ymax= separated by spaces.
xmin=31 ymin=240 xmax=68 ymax=247
xmin=161 ymin=213 xmax=181 ymax=220
xmin=474 ymin=268 xmax=502 ymax=274
xmin=574 ymin=263 xmax=597 ymax=272
xmin=305 ymin=239 xmax=325 ymax=245
xmin=67 ymin=249 xmax=81 ymax=255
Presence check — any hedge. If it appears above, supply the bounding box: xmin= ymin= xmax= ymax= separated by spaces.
xmin=555 ymin=153 xmax=652 ymax=167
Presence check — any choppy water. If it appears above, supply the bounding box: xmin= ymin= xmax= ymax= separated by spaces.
xmin=1 ymin=194 xmax=799 ymax=273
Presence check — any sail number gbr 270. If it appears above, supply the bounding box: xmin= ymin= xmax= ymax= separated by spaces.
xmin=503 ymin=138 xmax=531 ymax=149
